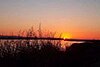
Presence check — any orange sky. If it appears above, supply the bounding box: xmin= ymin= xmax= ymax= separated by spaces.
xmin=0 ymin=0 xmax=100 ymax=39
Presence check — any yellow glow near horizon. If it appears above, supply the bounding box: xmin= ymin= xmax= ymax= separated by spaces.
xmin=62 ymin=33 xmax=71 ymax=39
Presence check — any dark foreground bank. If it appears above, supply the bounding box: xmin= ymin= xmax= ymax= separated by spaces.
xmin=0 ymin=41 xmax=100 ymax=67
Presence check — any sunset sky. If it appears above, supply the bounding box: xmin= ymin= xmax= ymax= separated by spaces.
xmin=0 ymin=0 xmax=100 ymax=39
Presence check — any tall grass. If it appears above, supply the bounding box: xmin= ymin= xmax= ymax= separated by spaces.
xmin=0 ymin=26 xmax=99 ymax=67
xmin=0 ymin=26 xmax=64 ymax=58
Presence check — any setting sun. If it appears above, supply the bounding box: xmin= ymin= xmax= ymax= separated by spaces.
xmin=62 ymin=33 xmax=71 ymax=39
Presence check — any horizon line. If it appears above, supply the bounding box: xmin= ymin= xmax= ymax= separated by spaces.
xmin=0 ymin=35 xmax=100 ymax=43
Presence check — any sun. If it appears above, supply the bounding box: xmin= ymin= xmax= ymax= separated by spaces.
xmin=62 ymin=33 xmax=71 ymax=39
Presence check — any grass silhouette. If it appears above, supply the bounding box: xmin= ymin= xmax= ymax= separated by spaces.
xmin=0 ymin=27 xmax=100 ymax=67
xmin=0 ymin=39 xmax=100 ymax=67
